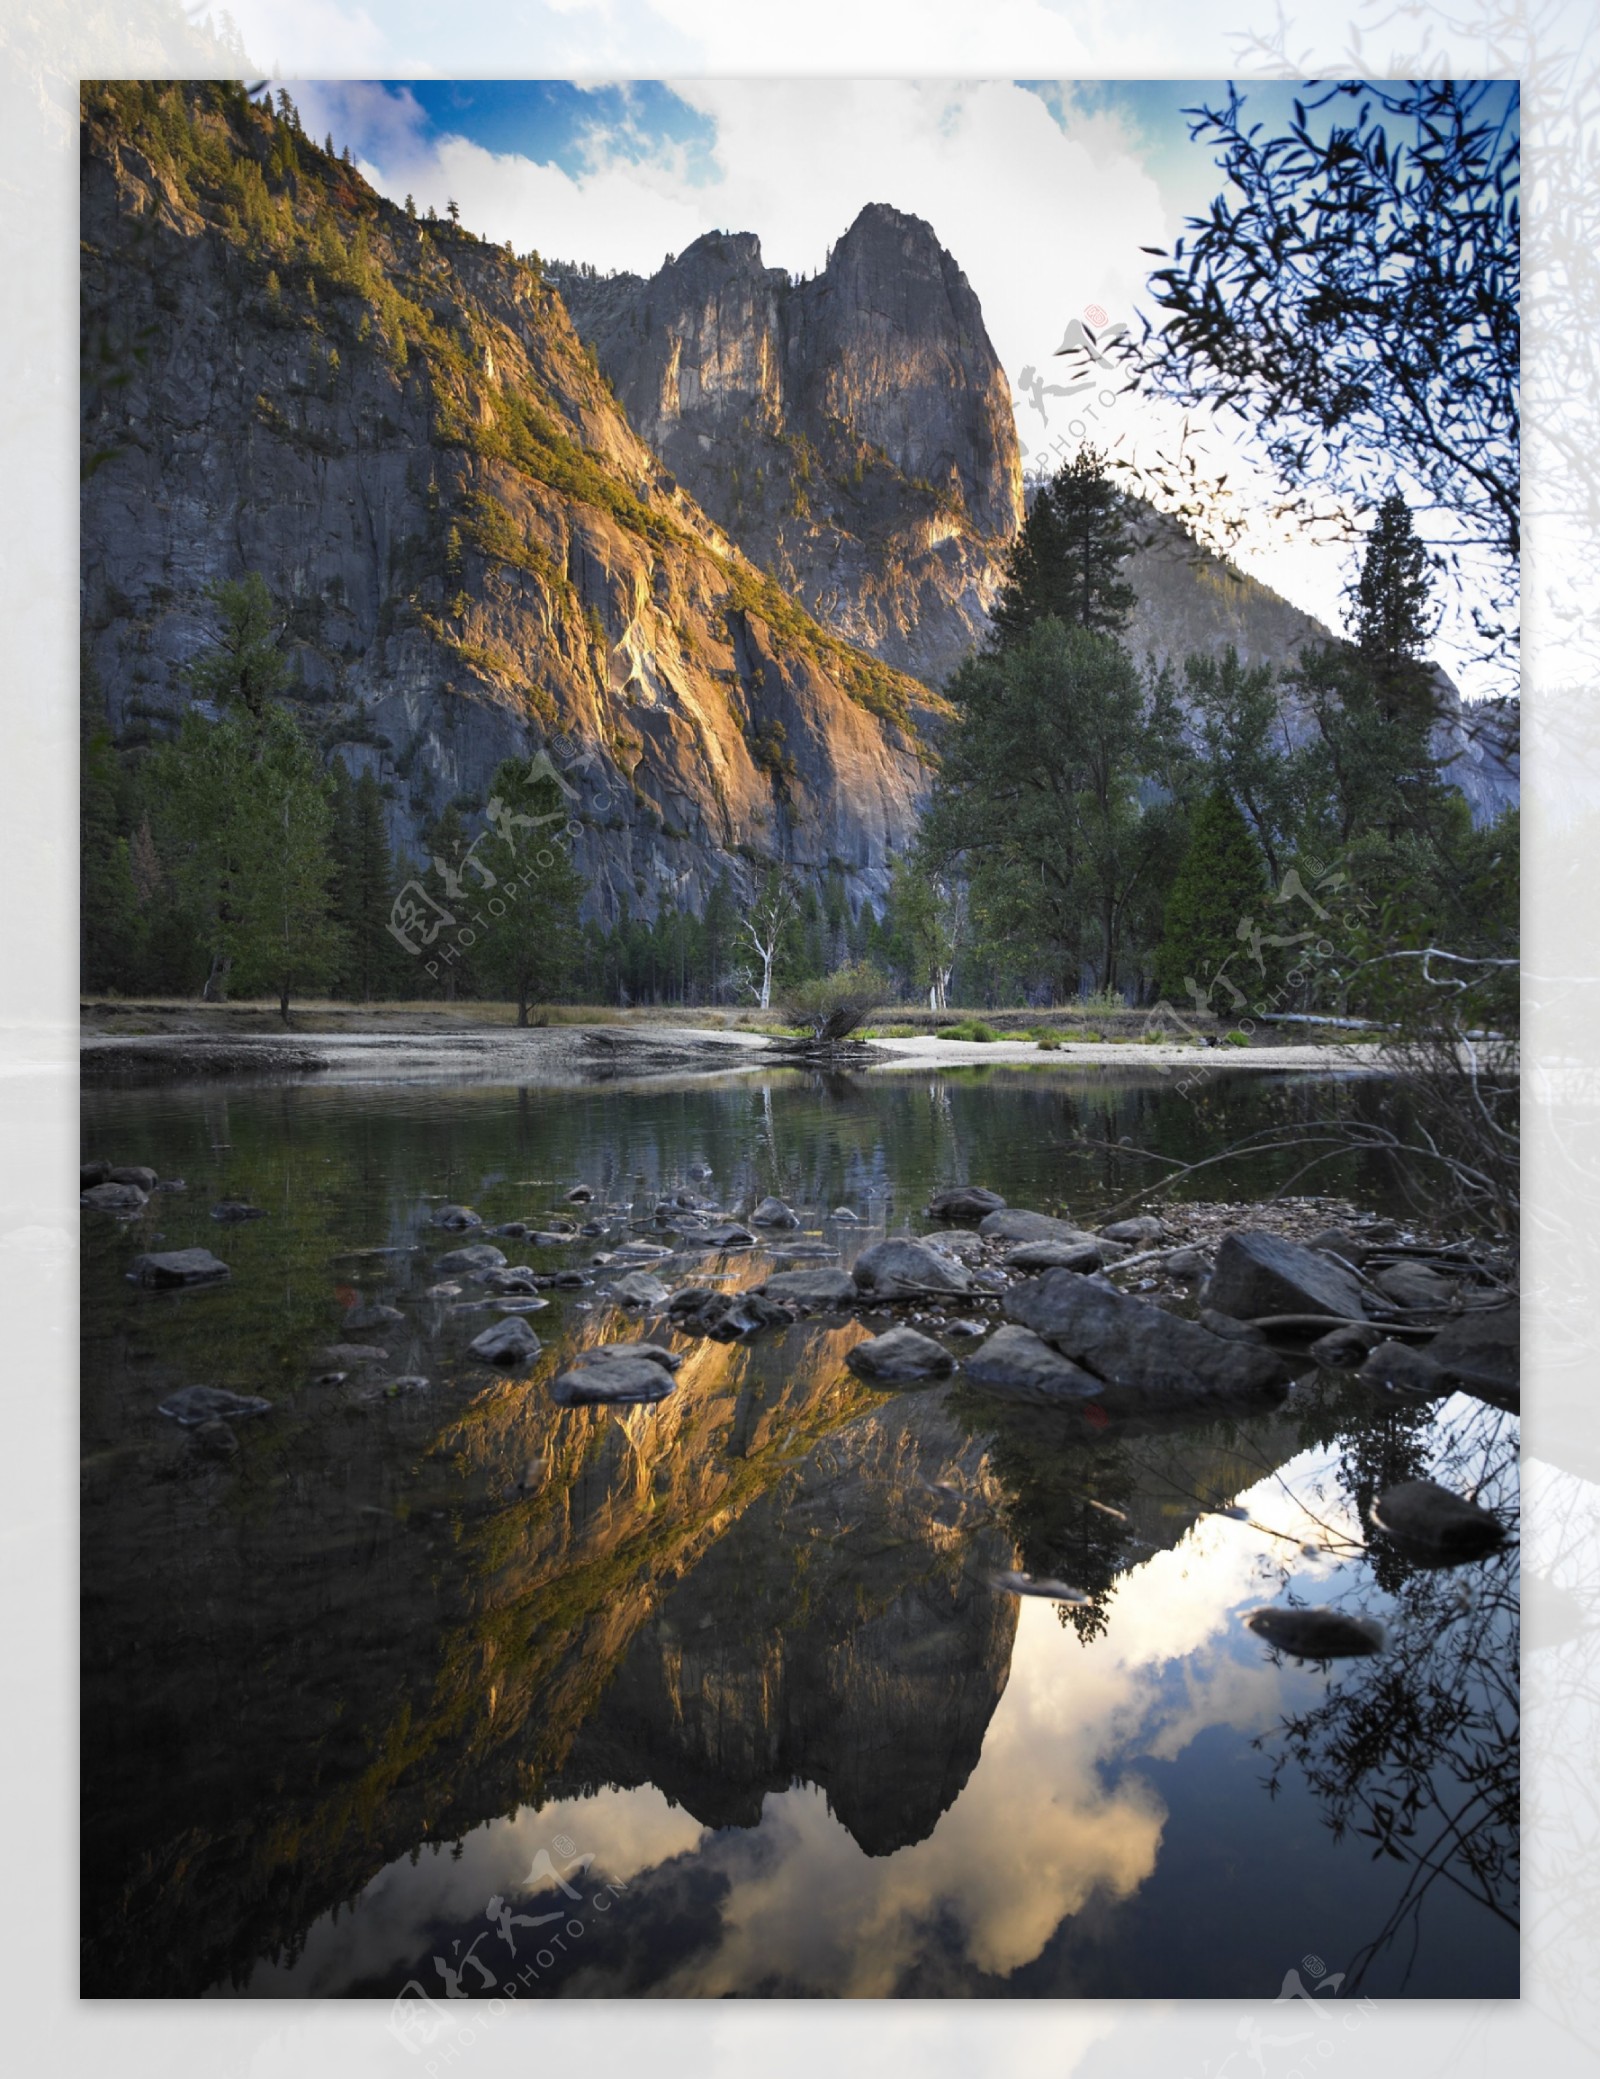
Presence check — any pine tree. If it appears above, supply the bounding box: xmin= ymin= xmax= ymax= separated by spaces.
xmin=1347 ymin=491 xmax=1438 ymax=727
xmin=471 ymin=762 xmax=586 ymax=1023
xmin=1154 ymin=789 xmax=1268 ymax=1005
xmin=185 ymin=573 xmax=289 ymax=719
xmin=989 ymin=447 xmax=1137 ymax=649
xmin=331 ymin=766 xmax=396 ymax=1000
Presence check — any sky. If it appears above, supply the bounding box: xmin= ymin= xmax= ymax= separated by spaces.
xmin=282 ymin=75 xmax=1507 ymax=696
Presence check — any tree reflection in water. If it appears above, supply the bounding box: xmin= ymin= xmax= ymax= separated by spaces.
xmin=1253 ymin=1395 xmax=1518 ymax=1991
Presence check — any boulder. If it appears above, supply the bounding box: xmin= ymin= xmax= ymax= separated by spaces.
xmin=343 ymin=1302 xmax=404 ymax=1329
xmin=1358 ymin=1340 xmax=1445 ymax=1393
xmin=108 ymin=1165 xmax=159 ymax=1192
xmin=1100 ymin=1215 xmax=1165 ymax=1244
xmin=961 ymin=1323 xmax=1104 ymax=1406
xmin=127 ymin=1249 xmax=230 ymax=1288
xmin=1005 ymin=1269 xmax=1287 ymax=1405
xmin=845 ymin=1326 xmax=955 ymax=1383
xmin=1163 ymin=1247 xmax=1209 ymax=1280
xmin=569 ymin=1341 xmax=684 ymax=1372
xmin=564 ymin=1185 xmax=595 ymax=1203
xmin=925 ymin=1185 xmax=1006 ymax=1221
xmin=551 ymin=1270 xmax=589 ymax=1290
xmin=926 ymin=1228 xmax=986 ymax=1263
xmin=432 ymin=1204 xmax=483 ymax=1230
xmin=1244 ymin=1607 xmax=1385 ymax=1659
xmin=1426 ymin=1302 xmax=1519 ymax=1404
xmin=1202 ymin=1231 xmax=1367 ymax=1322
xmin=189 ymin=1419 xmax=239 ymax=1458
xmin=613 ymin=1270 xmax=671 ymax=1307
xmin=1373 ymin=1260 xmax=1457 ymax=1311
xmin=1372 ymin=1478 xmax=1506 ymax=1560
xmin=759 ymin=1267 xmax=857 ymax=1309
xmin=831 ymin=1207 xmax=859 ymax=1223
xmin=493 ymin=1221 xmax=530 ymax=1238
xmin=666 ymin=1288 xmax=793 ymax=1339
xmin=977 ymin=1209 xmax=1099 ymax=1247
xmin=467 ymin=1318 xmax=542 ymax=1368
xmin=1198 ymin=1308 xmax=1270 ymax=1344
xmin=1003 ymin=1240 xmax=1107 ymax=1274
xmin=851 ymin=1237 xmax=972 ymax=1299
xmin=436 ymin=1244 xmax=506 ymax=1273
xmin=484 ymin=1268 xmax=544 ymax=1296
xmin=1308 ymin=1228 xmax=1374 ymax=1265
xmin=699 ymin=1223 xmax=757 ymax=1248
xmin=1309 ymin=1323 xmax=1383 ymax=1370
xmin=80 ymin=1160 xmax=112 ymax=1189
xmin=751 ymin=1196 xmax=800 ymax=1228
xmin=82 ymin=1181 xmax=148 ymax=1214
xmin=210 ymin=1200 xmax=266 ymax=1222
xmin=550 ymin=1351 xmax=678 ymax=1406
xmin=158 ymin=1384 xmax=272 ymax=1426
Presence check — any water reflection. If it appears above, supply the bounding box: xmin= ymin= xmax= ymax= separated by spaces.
xmin=80 ymin=1068 xmax=1516 ymax=1998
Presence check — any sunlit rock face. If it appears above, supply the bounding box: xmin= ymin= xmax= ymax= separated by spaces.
xmin=79 ymin=92 xmax=937 ymax=926
xmin=562 ymin=1387 xmax=1019 ymax=1855
xmin=561 ymin=205 xmax=1024 ymax=690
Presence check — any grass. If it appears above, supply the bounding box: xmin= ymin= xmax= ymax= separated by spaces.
xmin=935 ymin=1020 xmax=1000 ymax=1043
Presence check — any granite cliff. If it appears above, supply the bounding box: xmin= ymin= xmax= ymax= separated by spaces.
xmin=79 ymin=83 xmax=941 ymax=927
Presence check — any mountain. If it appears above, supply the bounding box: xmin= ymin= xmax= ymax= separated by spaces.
xmin=79 ymin=82 xmax=943 ymax=926
xmin=559 ymin=206 xmax=1023 ymax=691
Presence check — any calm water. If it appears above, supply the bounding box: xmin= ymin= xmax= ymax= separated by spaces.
xmin=80 ymin=1064 xmax=1518 ymax=2001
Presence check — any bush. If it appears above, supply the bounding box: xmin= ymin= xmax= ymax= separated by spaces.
xmin=776 ymin=962 xmax=887 ymax=1044
xmin=1224 ymin=1029 xmax=1253 ymax=1047
xmin=936 ymin=1019 xmax=999 ymax=1042
xmin=1035 ymin=1033 xmax=1063 ymax=1052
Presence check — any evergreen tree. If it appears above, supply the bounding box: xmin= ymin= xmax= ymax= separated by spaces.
xmin=149 ymin=702 xmax=343 ymax=1020
xmin=185 ymin=573 xmax=289 ymax=720
xmin=81 ymin=721 xmax=144 ymax=993
xmin=331 ymin=766 xmax=397 ymax=1000
xmin=1347 ymin=491 xmax=1439 ymax=727
xmin=1154 ymin=789 xmax=1269 ymax=1005
xmin=473 ymin=761 xmax=586 ymax=1024
xmin=989 ymin=447 xmax=1137 ymax=649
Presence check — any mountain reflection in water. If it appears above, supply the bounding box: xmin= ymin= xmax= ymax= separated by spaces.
xmin=78 ymin=1067 xmax=1518 ymax=2000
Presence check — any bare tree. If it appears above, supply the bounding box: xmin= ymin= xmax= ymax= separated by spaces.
xmin=740 ymin=872 xmax=797 ymax=1010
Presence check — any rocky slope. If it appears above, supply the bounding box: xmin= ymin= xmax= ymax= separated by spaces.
xmin=79 ymin=82 xmax=941 ymax=927
xmin=560 ymin=207 xmax=1023 ymax=691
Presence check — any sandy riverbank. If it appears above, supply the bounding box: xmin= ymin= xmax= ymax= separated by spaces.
xmin=80 ymin=1011 xmax=1384 ymax=1084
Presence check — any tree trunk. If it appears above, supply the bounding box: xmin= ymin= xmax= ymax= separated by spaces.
xmin=517 ymin=981 xmax=530 ymax=1028
xmin=279 ymin=980 xmax=291 ymax=1025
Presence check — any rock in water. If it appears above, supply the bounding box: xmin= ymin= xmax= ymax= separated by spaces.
xmin=977 ymin=1209 xmax=1100 ymax=1247
xmin=1004 ymin=1269 xmax=1287 ymax=1405
xmin=1426 ymin=1302 xmax=1519 ymax=1407
xmin=751 ymin=1196 xmax=800 ymax=1229
xmin=992 ymin=1571 xmax=1091 ymax=1603
xmin=127 ymin=1249 xmax=230 ymax=1287
xmin=468 ymin=1318 xmax=543 ymax=1368
xmin=759 ymin=1267 xmax=857 ymax=1309
xmin=158 ymin=1385 xmax=272 ymax=1426
xmin=436 ymin=1244 xmax=507 ymax=1273
xmin=613 ymin=1271 xmax=671 ymax=1307
xmin=569 ymin=1341 xmax=684 ymax=1372
xmin=845 ymin=1325 xmax=955 ymax=1383
xmin=82 ymin=1181 xmax=148 ymax=1214
xmin=432 ymin=1205 xmax=483 ymax=1230
xmin=699 ymin=1223 xmax=757 ymax=1248
xmin=1358 ymin=1339 xmax=1444 ymax=1393
xmin=484 ymin=1269 xmax=546 ymax=1298
xmin=961 ymin=1323 xmax=1104 ymax=1405
xmin=1372 ymin=1479 xmax=1506 ymax=1560
xmin=311 ymin=1344 xmax=387 ymax=1367
xmin=1100 ymin=1216 xmax=1165 ymax=1244
xmin=210 ymin=1200 xmax=266 ymax=1222
xmin=1163 ymin=1247 xmax=1209 ymax=1280
xmin=1309 ymin=1323 xmax=1382 ymax=1369
xmin=343 ymin=1302 xmax=404 ymax=1329
xmin=1202 ymin=1231 xmax=1368 ymax=1322
xmin=564 ymin=1185 xmax=595 ymax=1202
xmin=189 ymin=1419 xmax=239 ymax=1458
xmin=80 ymin=1161 xmax=112 ymax=1189
xmin=831 ymin=1207 xmax=859 ymax=1223
xmin=1244 ymin=1606 xmax=1385 ymax=1659
xmin=925 ymin=1185 xmax=1006 ymax=1221
xmin=1003 ymin=1240 xmax=1109 ymax=1274
xmin=851 ymin=1237 xmax=972 ymax=1299
xmin=108 ymin=1165 xmax=159 ymax=1192
xmin=550 ymin=1353 xmax=679 ymax=1406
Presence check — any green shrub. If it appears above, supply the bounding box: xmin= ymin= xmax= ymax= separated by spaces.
xmin=1224 ymin=1029 xmax=1253 ymax=1047
xmin=936 ymin=1019 xmax=998 ymax=1042
xmin=1035 ymin=1034 xmax=1063 ymax=1052
xmin=776 ymin=962 xmax=887 ymax=1044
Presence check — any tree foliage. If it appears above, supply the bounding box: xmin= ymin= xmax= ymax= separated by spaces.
xmin=1154 ymin=789 xmax=1269 ymax=1003
xmin=1134 ymin=80 xmax=1519 ymax=670
xmin=989 ymin=447 xmax=1137 ymax=649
